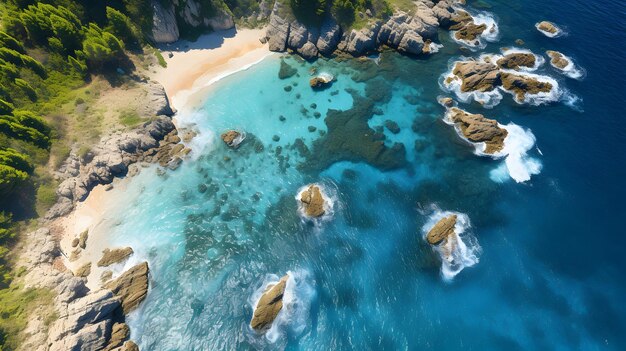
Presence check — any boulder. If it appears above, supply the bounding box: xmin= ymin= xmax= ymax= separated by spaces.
xmin=299 ymin=42 xmax=319 ymax=60
xmin=105 ymin=262 xmax=149 ymax=314
xmin=500 ymin=72 xmax=553 ymax=101
xmin=104 ymin=322 xmax=130 ymax=351
xmin=49 ymin=319 xmax=112 ymax=351
xmin=150 ymin=0 xmax=179 ymax=43
xmin=75 ymin=262 xmax=92 ymax=278
xmin=309 ymin=74 xmax=334 ymax=90
xmin=439 ymin=97 xmax=455 ymax=107
xmin=250 ymin=275 xmax=288 ymax=331
xmin=143 ymin=82 xmax=174 ymax=118
xmin=299 ymin=185 xmax=326 ymax=217
xmin=451 ymin=61 xmax=500 ymax=92
xmin=221 ymin=130 xmax=245 ymax=148
xmin=206 ymin=8 xmax=235 ymax=31
xmin=496 ymin=53 xmax=536 ymax=70
xmin=340 ymin=21 xmax=381 ymax=56
xmin=426 ymin=215 xmax=457 ymax=245
xmin=78 ymin=229 xmax=88 ymax=249
xmin=97 ymin=247 xmax=134 ymax=267
xmin=546 ymin=50 xmax=569 ymax=69
xmin=398 ymin=30 xmax=425 ymax=55
xmin=537 ymin=21 xmax=558 ymax=35
xmin=316 ymin=18 xmax=342 ymax=55
xmin=447 ymin=108 xmax=508 ymax=154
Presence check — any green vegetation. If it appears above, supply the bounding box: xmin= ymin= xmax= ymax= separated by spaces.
xmin=119 ymin=109 xmax=143 ymax=127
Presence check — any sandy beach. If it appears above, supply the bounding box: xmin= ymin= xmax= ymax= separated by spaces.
xmin=151 ymin=27 xmax=273 ymax=110
xmin=55 ymin=27 xmax=272 ymax=288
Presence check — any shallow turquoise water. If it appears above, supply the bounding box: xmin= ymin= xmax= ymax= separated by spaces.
xmin=97 ymin=0 xmax=626 ymax=349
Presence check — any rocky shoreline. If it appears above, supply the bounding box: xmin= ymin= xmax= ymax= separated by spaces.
xmin=19 ymin=80 xmax=186 ymax=351
xmin=265 ymin=0 xmax=469 ymax=59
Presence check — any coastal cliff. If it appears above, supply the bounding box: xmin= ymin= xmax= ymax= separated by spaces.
xmin=264 ymin=0 xmax=464 ymax=59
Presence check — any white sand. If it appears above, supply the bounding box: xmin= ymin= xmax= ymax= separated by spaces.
xmin=150 ymin=27 xmax=273 ymax=110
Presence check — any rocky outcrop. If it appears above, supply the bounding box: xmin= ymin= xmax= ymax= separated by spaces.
xmin=546 ymin=50 xmax=569 ymax=69
xmin=105 ymin=262 xmax=150 ymax=315
xmin=221 ymin=130 xmax=245 ymax=148
xmin=450 ymin=61 xmax=501 ymax=92
xmin=278 ymin=60 xmax=297 ymax=79
xmin=97 ymin=247 xmax=134 ymax=267
xmin=265 ymin=0 xmax=465 ymax=58
xmin=47 ymin=83 xmax=188 ymax=220
xmin=151 ymin=0 xmax=179 ymax=43
xmin=426 ymin=215 xmax=457 ymax=245
xmin=536 ymin=21 xmax=559 ymax=36
xmin=496 ymin=52 xmax=536 ymax=70
xmin=500 ymin=72 xmax=553 ymax=101
xmin=143 ymin=81 xmax=175 ymax=117
xmin=299 ymin=185 xmax=326 ymax=218
xmin=206 ymin=7 xmax=235 ymax=31
xmin=446 ymin=108 xmax=508 ymax=154
xmin=250 ymin=275 xmax=288 ymax=331
xmin=309 ymin=74 xmax=334 ymax=90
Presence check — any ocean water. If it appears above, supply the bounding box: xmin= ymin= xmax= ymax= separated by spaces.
xmin=95 ymin=0 xmax=626 ymax=349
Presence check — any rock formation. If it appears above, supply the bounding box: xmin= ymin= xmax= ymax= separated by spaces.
xmin=426 ymin=215 xmax=457 ymax=245
xmin=105 ymin=262 xmax=150 ymax=314
xmin=299 ymin=185 xmax=326 ymax=218
xmin=450 ymin=61 xmax=501 ymax=92
xmin=536 ymin=21 xmax=559 ymax=36
xmin=546 ymin=50 xmax=569 ymax=69
xmin=250 ymin=275 xmax=288 ymax=331
xmin=221 ymin=130 xmax=245 ymax=148
xmin=98 ymin=247 xmax=134 ymax=267
xmin=151 ymin=0 xmax=179 ymax=43
xmin=265 ymin=0 xmax=465 ymax=58
xmin=309 ymin=74 xmax=334 ymax=89
xmin=446 ymin=108 xmax=508 ymax=154
xmin=496 ymin=52 xmax=536 ymax=70
xmin=500 ymin=72 xmax=553 ymax=102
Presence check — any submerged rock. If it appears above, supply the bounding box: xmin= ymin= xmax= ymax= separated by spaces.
xmin=299 ymin=185 xmax=326 ymax=218
xmin=278 ymin=60 xmax=297 ymax=79
xmin=250 ymin=275 xmax=288 ymax=331
xmin=97 ymin=247 xmax=134 ymax=267
xmin=496 ymin=52 xmax=536 ymax=70
xmin=426 ymin=215 xmax=457 ymax=245
xmin=221 ymin=130 xmax=245 ymax=148
xmin=446 ymin=108 xmax=508 ymax=154
xmin=546 ymin=50 xmax=569 ymax=69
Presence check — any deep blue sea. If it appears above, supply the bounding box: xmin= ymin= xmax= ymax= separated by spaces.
xmin=95 ymin=0 xmax=626 ymax=349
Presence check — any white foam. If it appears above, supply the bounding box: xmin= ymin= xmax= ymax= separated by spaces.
xmin=440 ymin=65 xmax=503 ymax=108
xmin=548 ymin=52 xmax=585 ymax=80
xmin=493 ymin=47 xmax=545 ymax=72
xmin=427 ymin=42 xmax=444 ymax=54
xmin=443 ymin=109 xmax=542 ymax=183
xmin=535 ymin=22 xmax=565 ymax=38
xmin=295 ymin=183 xmax=337 ymax=226
xmin=421 ymin=208 xmax=480 ymax=281
xmin=450 ymin=10 xmax=500 ymax=50
xmin=249 ymin=269 xmax=315 ymax=343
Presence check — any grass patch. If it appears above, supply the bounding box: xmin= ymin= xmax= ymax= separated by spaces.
xmin=386 ymin=0 xmax=416 ymax=13
xmin=119 ymin=109 xmax=143 ymax=127
xmin=151 ymin=48 xmax=167 ymax=68
xmin=35 ymin=179 xmax=58 ymax=215
xmin=0 ymin=284 xmax=55 ymax=350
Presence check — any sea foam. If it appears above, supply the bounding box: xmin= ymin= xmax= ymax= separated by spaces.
xmin=450 ymin=10 xmax=500 ymax=50
xmin=249 ymin=269 xmax=315 ymax=343
xmin=421 ymin=209 xmax=480 ymax=281
xmin=548 ymin=53 xmax=586 ymax=80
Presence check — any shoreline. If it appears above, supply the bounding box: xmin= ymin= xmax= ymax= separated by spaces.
xmin=150 ymin=27 xmax=272 ymax=111
xmin=54 ymin=27 xmax=273 ymax=290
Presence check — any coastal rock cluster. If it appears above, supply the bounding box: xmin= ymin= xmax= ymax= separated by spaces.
xmin=47 ymin=82 xmax=189 ymax=220
xmin=299 ymin=185 xmax=326 ymax=218
xmin=17 ymin=228 xmax=148 ymax=351
xmin=265 ymin=0 xmax=465 ymax=59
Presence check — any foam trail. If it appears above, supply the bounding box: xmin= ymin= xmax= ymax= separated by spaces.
xmin=249 ymin=269 xmax=315 ymax=343
xmin=491 ymin=124 xmax=542 ymax=183
xmin=548 ymin=53 xmax=585 ymax=80
xmin=421 ymin=209 xmax=480 ymax=281
xmin=535 ymin=22 xmax=565 ymax=38
xmin=427 ymin=42 xmax=444 ymax=54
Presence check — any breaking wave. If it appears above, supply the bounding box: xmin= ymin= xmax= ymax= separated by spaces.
xmin=450 ymin=11 xmax=500 ymax=50
xmin=421 ymin=208 xmax=480 ymax=281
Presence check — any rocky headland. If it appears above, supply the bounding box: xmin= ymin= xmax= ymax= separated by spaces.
xmin=264 ymin=0 xmax=472 ymax=59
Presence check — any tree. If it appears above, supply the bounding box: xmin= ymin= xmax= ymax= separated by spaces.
xmin=82 ymin=24 xmax=125 ymax=69
xmin=290 ymin=0 xmax=328 ymax=25
xmin=105 ymin=6 xmax=141 ymax=49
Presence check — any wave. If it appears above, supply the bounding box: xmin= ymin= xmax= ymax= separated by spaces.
xmin=248 ymin=269 xmax=315 ymax=343
xmin=295 ymin=182 xmax=337 ymax=226
xmin=427 ymin=42 xmax=444 ymax=54
xmin=450 ymin=10 xmax=500 ymax=50
xmin=420 ymin=208 xmax=480 ymax=281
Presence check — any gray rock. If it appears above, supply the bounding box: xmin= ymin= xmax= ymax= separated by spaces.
xmin=143 ymin=82 xmax=174 ymax=117
xmin=206 ymin=7 xmax=235 ymax=30
xmin=56 ymin=277 xmax=88 ymax=304
xmin=316 ymin=18 xmax=342 ymax=55
xmin=151 ymin=0 xmax=179 ymax=43
xmin=266 ymin=1 xmax=291 ymax=51
xmin=340 ymin=21 xmax=382 ymax=56
xmin=298 ymin=42 xmax=319 ymax=60
xmin=398 ymin=30 xmax=425 ymax=55
xmin=49 ymin=319 xmax=112 ymax=351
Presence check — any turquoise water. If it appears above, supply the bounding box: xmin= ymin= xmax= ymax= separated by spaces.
xmin=98 ymin=0 xmax=626 ymax=349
